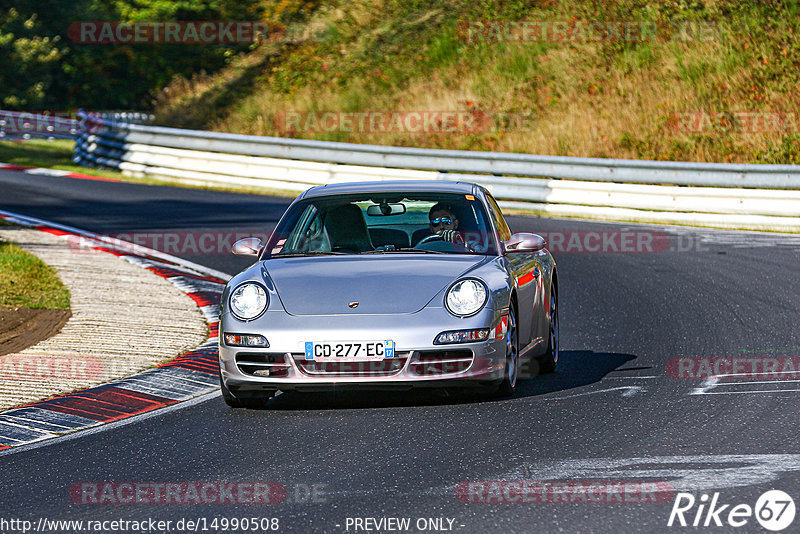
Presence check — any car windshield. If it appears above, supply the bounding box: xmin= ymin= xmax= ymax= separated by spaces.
xmin=264 ymin=192 xmax=499 ymax=257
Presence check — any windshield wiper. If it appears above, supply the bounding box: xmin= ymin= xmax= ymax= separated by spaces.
xmin=269 ymin=251 xmax=348 ymax=258
xmin=361 ymin=248 xmax=446 ymax=254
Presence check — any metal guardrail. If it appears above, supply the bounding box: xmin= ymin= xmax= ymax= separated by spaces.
xmin=71 ymin=111 xmax=800 ymax=231
xmin=75 ymin=111 xmax=800 ymax=189
xmin=93 ymin=111 xmax=155 ymax=125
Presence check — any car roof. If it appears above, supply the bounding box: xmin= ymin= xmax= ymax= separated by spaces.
xmin=300 ymin=180 xmax=477 ymax=199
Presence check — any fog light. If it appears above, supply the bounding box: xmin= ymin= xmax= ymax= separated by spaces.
xmin=224 ymin=333 xmax=269 ymax=347
xmin=434 ymin=329 xmax=490 ymax=345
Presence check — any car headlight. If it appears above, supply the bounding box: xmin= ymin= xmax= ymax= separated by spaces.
xmin=445 ymin=278 xmax=488 ymax=317
xmin=229 ymin=282 xmax=268 ymax=320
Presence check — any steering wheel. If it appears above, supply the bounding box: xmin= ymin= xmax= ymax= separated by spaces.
xmin=416 ymin=232 xmax=470 ymax=252
xmin=417 ymin=234 xmax=444 ymax=246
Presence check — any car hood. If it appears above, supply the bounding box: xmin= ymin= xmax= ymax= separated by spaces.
xmin=263 ymin=254 xmax=489 ymax=315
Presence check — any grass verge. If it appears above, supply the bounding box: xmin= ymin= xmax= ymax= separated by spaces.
xmin=0 ymin=139 xmax=125 ymax=181
xmin=0 ymin=234 xmax=71 ymax=310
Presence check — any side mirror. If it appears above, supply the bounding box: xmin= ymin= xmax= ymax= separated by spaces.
xmin=232 ymin=237 xmax=264 ymax=256
xmin=505 ymin=233 xmax=546 ymax=253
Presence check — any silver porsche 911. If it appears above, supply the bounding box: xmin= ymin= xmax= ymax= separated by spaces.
xmin=218 ymin=180 xmax=558 ymax=407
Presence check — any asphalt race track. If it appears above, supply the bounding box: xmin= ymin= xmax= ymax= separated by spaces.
xmin=2 ymin=169 xmax=800 ymax=533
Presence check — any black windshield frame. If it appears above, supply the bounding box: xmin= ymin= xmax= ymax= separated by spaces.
xmin=260 ymin=191 xmax=500 ymax=259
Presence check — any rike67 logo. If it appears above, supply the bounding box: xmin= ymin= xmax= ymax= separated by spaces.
xmin=668 ymin=490 xmax=796 ymax=531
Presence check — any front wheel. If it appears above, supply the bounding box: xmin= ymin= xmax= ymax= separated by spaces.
xmin=495 ymin=304 xmax=519 ymax=397
xmin=219 ymin=374 xmax=273 ymax=409
xmin=536 ymin=285 xmax=558 ymax=374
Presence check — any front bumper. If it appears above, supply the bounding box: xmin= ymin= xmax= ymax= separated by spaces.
xmin=219 ymin=307 xmax=508 ymax=393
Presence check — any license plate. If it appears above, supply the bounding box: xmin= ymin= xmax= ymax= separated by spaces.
xmin=304 ymin=340 xmax=395 ymax=361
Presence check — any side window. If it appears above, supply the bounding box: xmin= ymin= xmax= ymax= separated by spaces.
xmin=486 ymin=194 xmax=512 ymax=242
xmin=284 ymin=205 xmax=329 ymax=252
xmin=305 ymin=210 xmax=328 ymax=251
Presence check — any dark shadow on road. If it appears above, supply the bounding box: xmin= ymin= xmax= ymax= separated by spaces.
xmin=0 ymin=197 xmax=289 ymax=233
xmin=514 ymin=350 xmax=642 ymax=398
xmin=254 ymin=350 xmax=641 ymax=411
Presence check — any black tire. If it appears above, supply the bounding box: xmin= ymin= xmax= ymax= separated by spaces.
xmin=220 ymin=373 xmax=243 ymax=407
xmin=495 ymin=303 xmax=519 ymax=397
xmin=219 ymin=374 xmax=273 ymax=409
xmin=536 ymin=285 xmax=558 ymax=374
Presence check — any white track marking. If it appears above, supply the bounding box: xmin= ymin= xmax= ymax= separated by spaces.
xmin=689 ymin=377 xmax=720 ymax=395
xmin=22 ymin=168 xmax=71 ymax=176
xmin=410 ymin=454 xmax=800 ymax=500
xmin=697 ymin=389 xmax=800 ymax=395
xmin=605 ymin=376 xmax=658 ymax=379
xmin=542 ymin=386 xmax=643 ymax=401
xmin=690 ymin=372 xmax=800 ymax=395
xmin=710 ymin=379 xmax=800 ymax=386
xmin=512 ymin=455 xmax=800 ymax=493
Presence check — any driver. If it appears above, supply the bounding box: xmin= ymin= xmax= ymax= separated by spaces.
xmin=428 ymin=203 xmax=466 ymax=246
